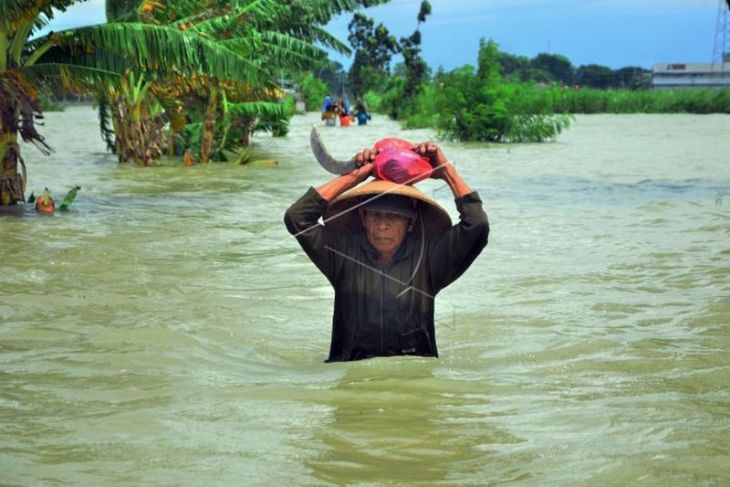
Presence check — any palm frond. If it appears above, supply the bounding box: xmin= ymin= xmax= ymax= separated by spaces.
xmin=45 ymin=23 xmax=262 ymax=84
xmin=1 ymin=0 xmax=78 ymax=31
xmin=106 ymin=0 xmax=143 ymax=22
xmin=222 ymin=31 xmax=326 ymax=71
xmin=97 ymin=96 xmax=117 ymax=152
xmin=176 ymin=0 xmax=268 ymax=33
xmin=259 ymin=31 xmax=327 ymax=62
xmin=226 ymin=100 xmax=286 ymax=119
xmin=298 ymin=0 xmax=392 ymax=24
xmin=301 ymin=25 xmax=351 ymax=54
xmin=20 ymin=63 xmax=124 ymax=94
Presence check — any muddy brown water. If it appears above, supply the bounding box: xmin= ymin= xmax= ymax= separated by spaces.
xmin=1 ymin=107 xmax=729 ymax=485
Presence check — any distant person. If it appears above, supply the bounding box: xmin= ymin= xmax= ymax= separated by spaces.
xmin=321 ymin=96 xmax=338 ymax=127
xmin=354 ymin=97 xmax=371 ymax=126
xmin=338 ymin=98 xmax=353 ymax=127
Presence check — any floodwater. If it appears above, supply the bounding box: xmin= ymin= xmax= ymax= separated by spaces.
xmin=1 ymin=107 xmax=729 ymax=485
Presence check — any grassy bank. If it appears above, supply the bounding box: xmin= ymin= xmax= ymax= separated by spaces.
xmin=545 ymin=87 xmax=730 ymax=114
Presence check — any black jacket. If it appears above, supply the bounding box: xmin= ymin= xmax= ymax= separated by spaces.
xmin=284 ymin=187 xmax=489 ymax=362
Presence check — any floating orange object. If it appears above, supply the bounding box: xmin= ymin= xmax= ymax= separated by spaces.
xmin=183 ymin=149 xmax=196 ymax=166
xmin=35 ymin=189 xmax=55 ymax=214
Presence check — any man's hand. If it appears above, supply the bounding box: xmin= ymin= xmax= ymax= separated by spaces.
xmin=414 ymin=142 xmax=450 ymax=180
xmin=415 ymin=142 xmax=473 ymax=197
xmin=316 ymin=148 xmax=378 ymax=202
xmin=353 ymin=148 xmax=378 ymax=167
xmin=351 ymin=148 xmax=377 ymax=181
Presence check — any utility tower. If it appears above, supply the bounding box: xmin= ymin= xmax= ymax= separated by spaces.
xmin=712 ymin=0 xmax=730 ymax=74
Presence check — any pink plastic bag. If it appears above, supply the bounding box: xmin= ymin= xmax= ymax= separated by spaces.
xmin=374 ymin=148 xmax=433 ymax=184
xmin=374 ymin=137 xmax=415 ymax=152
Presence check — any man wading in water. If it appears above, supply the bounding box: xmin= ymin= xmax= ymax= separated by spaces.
xmin=284 ymin=142 xmax=488 ymax=362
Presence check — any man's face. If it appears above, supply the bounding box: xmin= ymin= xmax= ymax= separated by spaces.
xmin=362 ymin=210 xmax=410 ymax=258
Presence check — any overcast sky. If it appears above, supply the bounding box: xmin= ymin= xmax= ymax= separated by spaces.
xmin=44 ymin=0 xmax=724 ymax=70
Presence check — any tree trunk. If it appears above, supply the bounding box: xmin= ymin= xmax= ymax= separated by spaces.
xmin=0 ymin=128 xmax=25 ymax=206
xmin=238 ymin=116 xmax=257 ymax=147
xmin=0 ymin=71 xmax=50 ymax=205
xmin=111 ymin=99 xmax=133 ymax=163
xmin=112 ymin=98 xmax=165 ymax=166
xmin=200 ymin=91 xmax=219 ymax=164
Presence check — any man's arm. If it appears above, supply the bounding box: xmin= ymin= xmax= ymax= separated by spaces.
xmin=315 ymin=158 xmax=374 ymax=201
xmin=414 ymin=142 xmax=489 ymax=291
xmin=284 ymin=155 xmax=373 ymax=284
xmin=415 ymin=142 xmax=472 ymax=198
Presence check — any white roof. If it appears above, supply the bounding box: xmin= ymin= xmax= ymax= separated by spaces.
xmin=653 ymin=62 xmax=730 ymax=73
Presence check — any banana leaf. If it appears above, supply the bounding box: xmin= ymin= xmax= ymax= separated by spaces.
xmin=59 ymin=185 xmax=80 ymax=211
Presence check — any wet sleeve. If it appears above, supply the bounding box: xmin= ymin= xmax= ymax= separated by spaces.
xmin=427 ymin=191 xmax=489 ymax=291
xmin=284 ymin=187 xmax=342 ymax=284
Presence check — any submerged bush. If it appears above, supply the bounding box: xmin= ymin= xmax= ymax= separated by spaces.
xmin=423 ymin=40 xmax=571 ymax=142
xmin=298 ymin=72 xmax=329 ymax=111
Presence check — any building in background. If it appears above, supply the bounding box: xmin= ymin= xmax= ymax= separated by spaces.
xmin=651 ymin=62 xmax=730 ymax=89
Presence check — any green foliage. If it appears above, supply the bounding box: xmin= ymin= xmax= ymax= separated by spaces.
xmin=59 ymin=185 xmax=80 ymax=211
xmin=531 ymin=53 xmax=574 ymax=85
xmin=546 ymin=87 xmax=730 ymax=114
xmin=613 ymin=67 xmax=651 ymax=89
xmin=364 ymin=32 xmax=730 ymax=147
xmin=298 ymin=72 xmax=329 ymax=111
xmin=362 ymin=90 xmax=383 ymax=112
xmin=401 ymin=40 xmax=572 ymax=143
xmin=576 ymin=64 xmax=615 ymax=89
xmin=401 ymin=82 xmax=438 ymax=129
xmin=497 ymin=51 xmax=531 ymax=81
xmin=315 ymin=60 xmax=347 ymax=94
xmin=498 ymin=50 xmax=650 ymax=89
xmin=347 ymin=12 xmax=399 ymax=95
xmin=39 ymin=93 xmax=65 ymax=112
xmin=378 ymin=73 xmax=406 ymax=119
xmin=255 ymin=95 xmax=295 ymax=137
xmin=234 ymin=146 xmax=266 ymax=165
xmin=399 ymin=1 xmax=431 ymax=99
xmin=432 ymin=41 xmax=508 ymax=141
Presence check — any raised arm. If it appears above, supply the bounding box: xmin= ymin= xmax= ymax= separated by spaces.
xmin=414 ymin=142 xmax=473 ymax=198
xmin=315 ymin=151 xmax=375 ymax=201
xmin=414 ymin=142 xmax=489 ymax=291
xmin=284 ymin=150 xmax=375 ymax=284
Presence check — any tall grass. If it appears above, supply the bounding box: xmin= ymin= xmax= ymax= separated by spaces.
xmin=545 ymin=87 xmax=730 ymax=114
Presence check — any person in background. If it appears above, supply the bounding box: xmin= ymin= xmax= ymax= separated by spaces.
xmin=354 ymin=97 xmax=371 ymax=126
xmin=321 ymin=96 xmax=338 ymax=127
xmin=338 ymin=98 xmax=352 ymax=127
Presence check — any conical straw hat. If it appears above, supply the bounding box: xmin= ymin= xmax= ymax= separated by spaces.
xmin=324 ymin=179 xmax=452 ymax=237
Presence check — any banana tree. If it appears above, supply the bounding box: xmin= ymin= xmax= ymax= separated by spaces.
xmin=0 ymin=1 xmax=260 ymax=205
xmin=105 ymin=70 xmax=168 ymax=165
xmin=0 ymin=1 xmax=72 ymax=205
xmin=101 ymin=0 xmax=393 ymax=164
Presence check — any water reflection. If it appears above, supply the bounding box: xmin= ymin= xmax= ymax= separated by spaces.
xmin=306 ymin=359 xmax=528 ymax=485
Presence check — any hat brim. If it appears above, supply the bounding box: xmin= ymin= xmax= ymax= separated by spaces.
xmin=323 ymin=179 xmax=452 ymax=237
